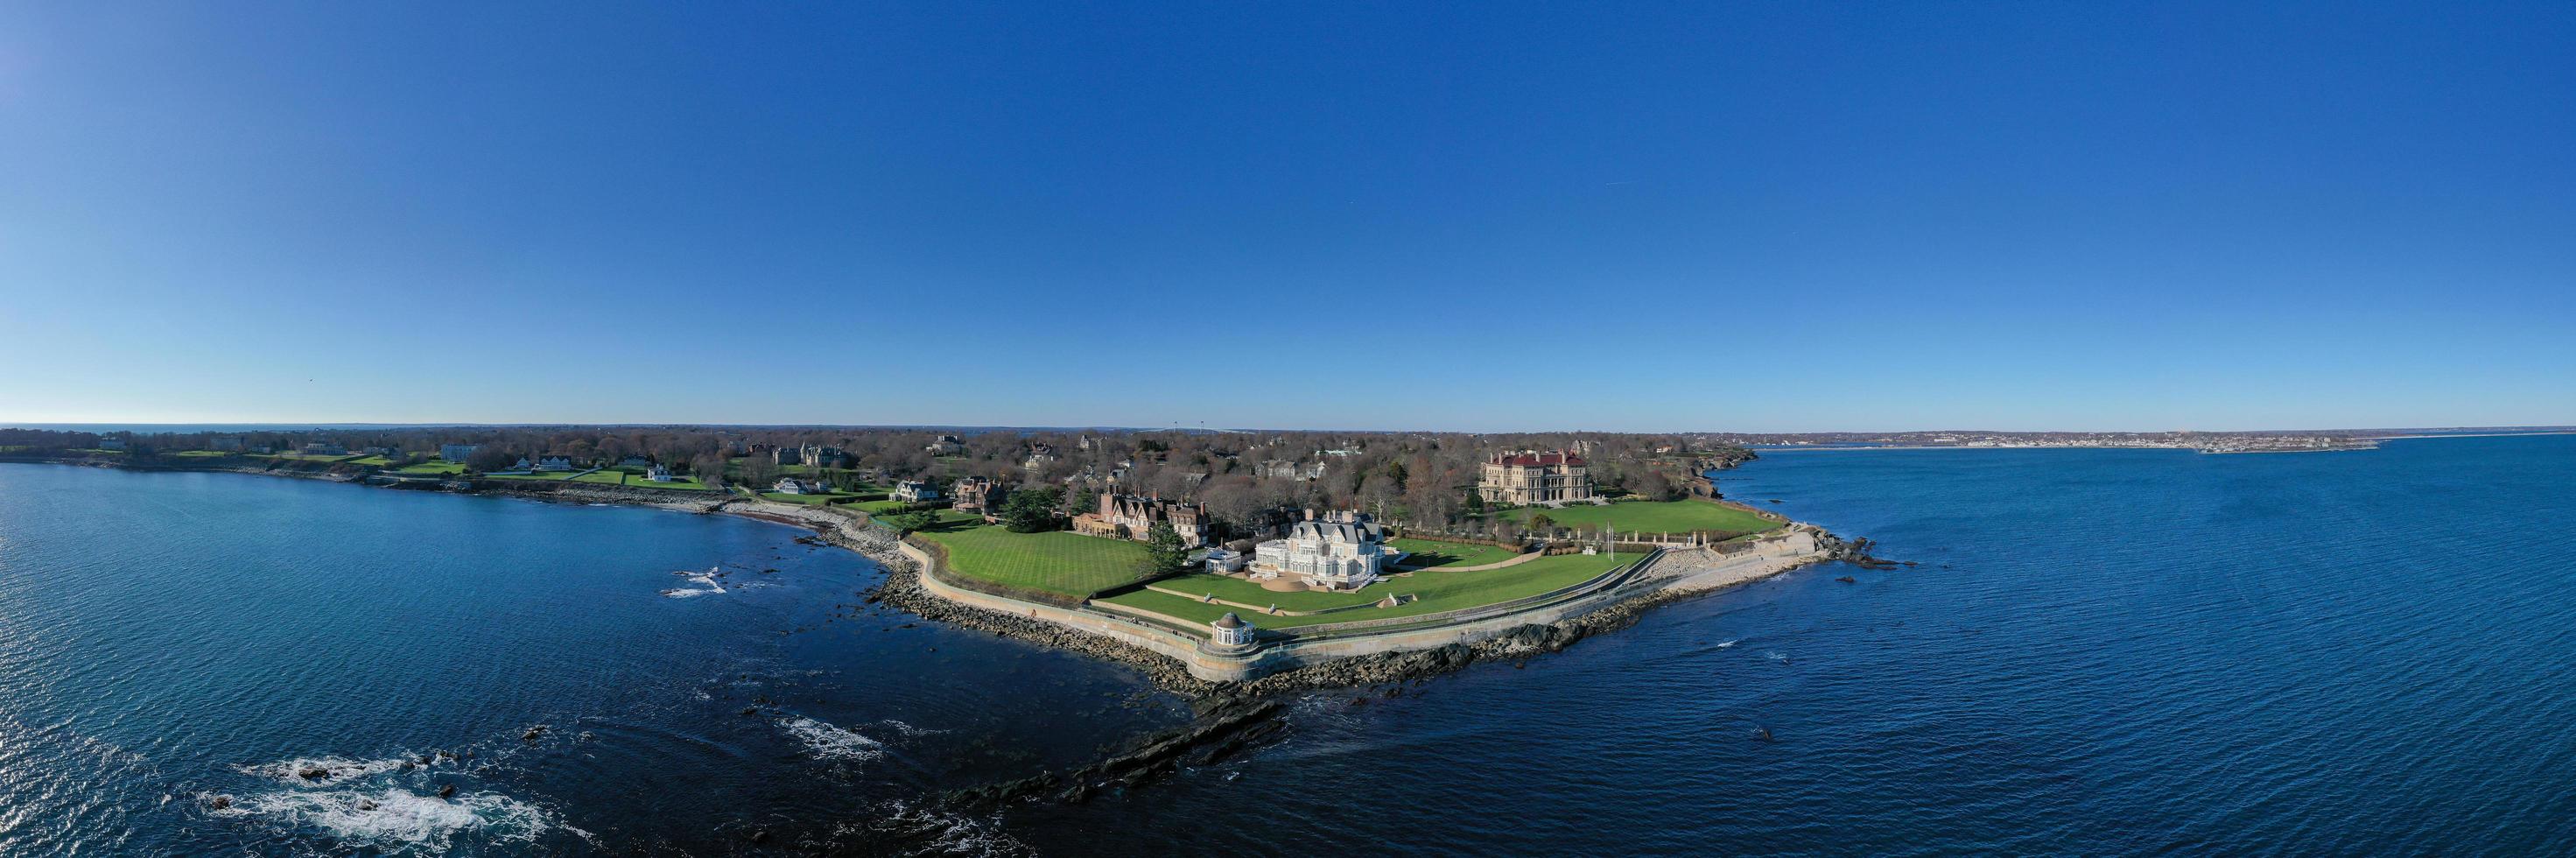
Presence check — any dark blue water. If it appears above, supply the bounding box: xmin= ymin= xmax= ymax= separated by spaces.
xmin=996 ymin=434 xmax=2576 ymax=854
xmin=0 ymin=466 xmax=1184 ymax=855
xmin=9 ymin=436 xmax=2576 ymax=854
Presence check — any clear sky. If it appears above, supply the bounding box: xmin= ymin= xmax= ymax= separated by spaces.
xmin=2 ymin=2 xmax=2570 ymax=433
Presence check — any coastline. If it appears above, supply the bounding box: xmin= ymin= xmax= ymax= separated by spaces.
xmin=0 ymin=454 xmax=1849 ymax=696
xmin=0 ymin=454 xmax=1856 ymax=808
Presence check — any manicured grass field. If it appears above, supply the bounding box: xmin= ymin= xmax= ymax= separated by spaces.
xmin=757 ymin=491 xmax=853 ymax=505
xmin=172 ymin=450 xmax=234 ymax=458
xmin=1506 ymin=500 xmax=1780 ymax=537
xmin=1102 ymin=551 xmax=1631 ymax=629
xmin=350 ymin=456 xmax=397 ymax=466
xmin=852 ymin=498 xmax=917 ymax=514
xmin=486 ymin=472 xmax=576 ymax=482
xmin=259 ymin=453 xmax=360 ymax=462
xmin=597 ymin=467 xmax=716 ymax=490
xmin=912 ymin=520 xmax=1154 ymax=598
xmin=1387 ymin=538 xmax=1520 ymax=568
xmin=395 ymin=461 xmax=467 ymax=475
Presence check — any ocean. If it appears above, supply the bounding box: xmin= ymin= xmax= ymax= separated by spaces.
xmin=4 ymin=434 xmax=2574 ymax=854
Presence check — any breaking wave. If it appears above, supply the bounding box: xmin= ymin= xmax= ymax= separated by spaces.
xmin=218 ymin=752 xmax=590 ymax=853
xmin=663 ymin=569 xmax=728 ymax=598
xmin=779 ymin=716 xmax=884 ymax=763
xmin=235 ymin=754 xmax=423 ymax=785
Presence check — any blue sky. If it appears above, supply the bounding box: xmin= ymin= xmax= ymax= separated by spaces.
xmin=2 ymin=2 xmax=2569 ymax=432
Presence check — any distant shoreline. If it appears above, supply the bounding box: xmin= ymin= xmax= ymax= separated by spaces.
xmin=1758 ymin=431 xmax=2575 ymax=455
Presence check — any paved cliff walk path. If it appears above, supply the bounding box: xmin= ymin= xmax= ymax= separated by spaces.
xmin=1388 ymin=550 xmax=1542 ymax=573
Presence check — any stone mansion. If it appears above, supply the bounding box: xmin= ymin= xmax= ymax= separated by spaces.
xmin=1478 ymin=449 xmax=1594 ymax=505
xmin=1249 ymin=510 xmax=1390 ymax=591
xmin=1072 ymin=492 xmax=1213 ymax=548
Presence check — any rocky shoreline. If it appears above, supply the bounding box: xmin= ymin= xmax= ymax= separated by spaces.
xmin=18 ymin=455 xmax=1862 ymax=807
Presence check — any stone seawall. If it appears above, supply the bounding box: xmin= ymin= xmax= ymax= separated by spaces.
xmin=886 ymin=525 xmax=1835 ymax=684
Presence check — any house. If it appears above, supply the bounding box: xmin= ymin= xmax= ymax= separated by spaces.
xmin=513 ymin=457 xmax=534 ymax=470
xmin=951 ymin=477 xmax=1006 ymax=513
xmin=1203 ymin=547 xmax=1248 ymax=573
xmin=645 ymin=464 xmax=676 ymax=482
xmin=302 ymin=441 xmax=347 ymax=456
xmin=439 ymin=444 xmax=478 ymax=462
xmin=1071 ymin=493 xmax=1211 ymax=547
xmin=1250 ymin=510 xmax=1388 ymax=590
xmin=1022 ymin=443 xmax=1058 ymax=469
xmin=210 ymin=436 xmax=246 ymax=452
xmin=98 ymin=438 xmax=127 ymax=451
xmin=1256 ymin=459 xmax=1325 ymax=482
xmin=769 ymin=446 xmax=803 ymax=466
xmin=793 ymin=444 xmax=845 ymax=468
xmin=363 ymin=447 xmax=397 ymax=457
xmin=536 ymin=454 xmax=576 ymax=472
xmin=892 ymin=480 xmax=942 ymax=503
xmin=774 ymin=477 xmax=825 ymax=495
xmin=1478 ymin=450 xmax=1593 ymax=505
xmin=925 ymin=434 xmax=965 ymax=454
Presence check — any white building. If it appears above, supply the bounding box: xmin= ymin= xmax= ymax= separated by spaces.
xmin=440 ymin=444 xmax=479 ymax=462
xmin=1251 ymin=511 xmax=1388 ymax=590
xmin=1211 ymin=612 xmax=1255 ymax=647
xmin=892 ymin=480 xmax=942 ymax=503
xmin=645 ymin=464 xmax=675 ymax=482
xmin=774 ymin=477 xmax=824 ymax=495
xmin=536 ymin=455 xmax=575 ymax=471
xmin=1203 ymin=547 xmax=1248 ymax=573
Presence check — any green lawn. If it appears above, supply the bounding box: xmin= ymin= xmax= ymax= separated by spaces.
xmin=486 ymin=472 xmax=576 ymax=482
xmin=1387 ymin=538 xmax=1520 ymax=568
xmin=1100 ymin=551 xmax=1631 ymax=629
xmin=757 ymin=490 xmax=854 ymax=505
xmin=395 ymin=461 xmax=467 ymax=475
xmin=1506 ymin=500 xmax=1781 ymax=537
xmin=594 ymin=467 xmax=715 ymax=490
xmin=350 ymin=456 xmax=397 ymax=466
xmin=913 ymin=519 xmax=1154 ymax=598
xmin=172 ymin=450 xmax=235 ymax=458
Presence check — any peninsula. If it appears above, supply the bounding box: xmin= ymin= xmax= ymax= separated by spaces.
xmin=0 ymin=425 xmax=1856 ymax=687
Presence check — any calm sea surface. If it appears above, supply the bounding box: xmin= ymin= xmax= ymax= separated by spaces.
xmin=6 ymin=435 xmax=2576 ymax=854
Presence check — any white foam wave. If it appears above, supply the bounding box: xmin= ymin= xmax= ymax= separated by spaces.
xmin=851 ymin=799 xmax=1037 ymax=857
xmin=779 ymin=716 xmax=883 ymax=763
xmin=874 ymin=719 xmax=947 ymax=738
xmin=1714 ymin=639 xmax=1737 ymax=648
xmin=662 ymin=573 xmax=728 ymax=598
xmin=235 ymin=755 xmax=422 ymax=785
xmin=214 ymin=787 xmax=567 ymax=852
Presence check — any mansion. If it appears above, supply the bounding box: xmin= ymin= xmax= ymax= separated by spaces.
xmin=1478 ymin=449 xmax=1593 ymax=505
xmin=951 ymin=476 xmax=1006 ymax=516
xmin=1250 ymin=510 xmax=1390 ymax=591
xmin=1073 ymin=492 xmax=1212 ymax=547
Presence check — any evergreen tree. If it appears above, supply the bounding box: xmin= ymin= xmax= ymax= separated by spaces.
xmin=1141 ymin=522 xmax=1190 ymax=579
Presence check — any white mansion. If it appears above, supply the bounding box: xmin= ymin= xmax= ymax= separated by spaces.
xmin=1251 ymin=510 xmax=1391 ymax=591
